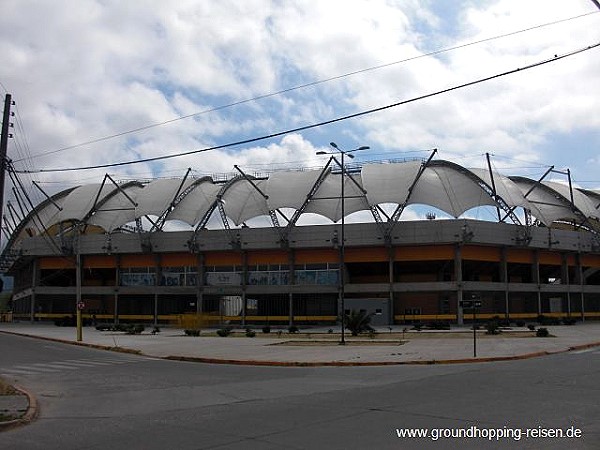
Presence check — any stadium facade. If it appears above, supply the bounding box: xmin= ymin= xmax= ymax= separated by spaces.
xmin=2 ymin=157 xmax=600 ymax=326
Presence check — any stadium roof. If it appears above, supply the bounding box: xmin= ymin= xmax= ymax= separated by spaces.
xmin=6 ymin=159 xmax=600 ymax=251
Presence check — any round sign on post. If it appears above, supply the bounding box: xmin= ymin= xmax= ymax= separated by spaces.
xmin=77 ymin=301 xmax=85 ymax=310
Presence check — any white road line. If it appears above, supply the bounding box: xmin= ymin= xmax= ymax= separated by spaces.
xmin=57 ymin=360 xmax=114 ymax=367
xmin=9 ymin=365 xmax=61 ymax=373
xmin=0 ymin=368 xmax=42 ymax=375
xmin=571 ymin=348 xmax=598 ymax=355
xmin=0 ymin=357 xmax=147 ymax=377
xmin=29 ymin=362 xmax=93 ymax=370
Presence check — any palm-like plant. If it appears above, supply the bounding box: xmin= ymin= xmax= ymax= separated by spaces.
xmin=344 ymin=309 xmax=375 ymax=336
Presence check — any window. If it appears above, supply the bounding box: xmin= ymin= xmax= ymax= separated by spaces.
xmin=120 ymin=267 xmax=156 ymax=286
xmin=161 ymin=266 xmax=198 ymax=287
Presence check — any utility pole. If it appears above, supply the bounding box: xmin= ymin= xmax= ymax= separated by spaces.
xmin=0 ymin=93 xmax=14 ymax=250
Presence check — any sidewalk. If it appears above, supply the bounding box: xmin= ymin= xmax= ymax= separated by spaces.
xmin=2 ymin=322 xmax=600 ymax=366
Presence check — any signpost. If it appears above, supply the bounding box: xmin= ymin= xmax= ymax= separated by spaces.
xmin=76 ymin=301 xmax=85 ymax=342
xmin=460 ymin=297 xmax=482 ymax=357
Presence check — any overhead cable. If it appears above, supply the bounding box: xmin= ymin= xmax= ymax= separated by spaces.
xmin=14 ymin=42 xmax=600 ymax=174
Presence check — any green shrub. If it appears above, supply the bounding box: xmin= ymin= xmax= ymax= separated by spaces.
xmin=485 ymin=320 xmax=501 ymax=335
xmin=54 ymin=316 xmax=76 ymax=327
xmin=344 ymin=310 xmax=375 ymax=336
xmin=527 ymin=324 xmax=536 ymax=331
xmin=562 ymin=317 xmax=577 ymax=325
xmin=538 ymin=315 xmax=560 ymax=325
xmin=262 ymin=325 xmax=271 ymax=333
xmin=425 ymin=321 xmax=450 ymax=330
xmin=114 ymin=323 xmax=129 ymax=332
xmin=184 ymin=329 xmax=201 ymax=336
xmin=245 ymin=330 xmax=256 ymax=337
xmin=125 ymin=324 xmax=145 ymax=334
xmin=216 ymin=328 xmax=231 ymax=337
xmin=515 ymin=320 xmax=526 ymax=327
xmin=536 ymin=327 xmax=550 ymax=337
xmin=288 ymin=325 xmax=299 ymax=333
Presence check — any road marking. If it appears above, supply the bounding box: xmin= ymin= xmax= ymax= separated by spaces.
xmin=0 ymin=356 xmax=148 ymax=377
xmin=571 ymin=348 xmax=599 ymax=355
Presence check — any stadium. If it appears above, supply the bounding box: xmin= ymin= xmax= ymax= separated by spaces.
xmin=2 ymin=154 xmax=600 ymax=327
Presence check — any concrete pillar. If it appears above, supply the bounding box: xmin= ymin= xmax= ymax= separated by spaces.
xmin=533 ymin=250 xmax=541 ymax=315
xmin=288 ymin=248 xmax=295 ymax=326
xmin=561 ymin=253 xmax=571 ymax=317
xmin=114 ymin=290 xmax=119 ymax=325
xmin=455 ymin=244 xmax=464 ymax=325
xmin=241 ymin=250 xmax=247 ymax=327
xmin=154 ymin=254 xmax=161 ymax=326
xmin=388 ymin=245 xmax=394 ymax=326
xmin=501 ymin=247 xmax=509 ymax=320
xmin=196 ymin=253 xmax=204 ymax=315
xmin=30 ymin=259 xmax=38 ymax=323
xmin=114 ymin=255 xmax=120 ymax=325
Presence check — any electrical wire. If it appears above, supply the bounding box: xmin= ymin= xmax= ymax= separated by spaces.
xmin=15 ymin=41 xmax=600 ymax=174
xmin=15 ymin=10 xmax=600 ymax=162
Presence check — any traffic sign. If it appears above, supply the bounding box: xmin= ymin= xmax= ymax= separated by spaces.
xmin=460 ymin=300 xmax=482 ymax=308
xmin=77 ymin=301 xmax=85 ymax=310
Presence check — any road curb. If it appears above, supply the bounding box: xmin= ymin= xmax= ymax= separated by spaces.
xmin=163 ymin=340 xmax=600 ymax=367
xmin=2 ymin=330 xmax=600 ymax=367
xmin=0 ymin=384 xmax=39 ymax=432
xmin=0 ymin=330 xmax=142 ymax=354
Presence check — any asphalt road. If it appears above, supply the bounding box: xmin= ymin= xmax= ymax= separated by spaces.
xmin=1 ymin=333 xmax=598 ymax=449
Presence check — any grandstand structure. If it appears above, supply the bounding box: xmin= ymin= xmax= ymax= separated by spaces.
xmin=2 ymin=154 xmax=600 ymax=326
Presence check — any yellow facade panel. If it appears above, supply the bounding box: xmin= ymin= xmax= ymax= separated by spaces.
xmin=506 ymin=248 xmax=534 ymax=264
xmin=345 ymin=247 xmax=388 ymax=262
xmin=120 ymin=254 xmax=156 ymax=268
xmin=39 ymin=257 xmax=75 ymax=270
xmin=161 ymin=253 xmax=198 ymax=267
xmin=247 ymin=250 xmax=289 ymax=265
xmin=294 ymin=249 xmax=339 ymax=264
xmin=203 ymin=252 xmax=243 ymax=266
xmin=461 ymin=245 xmax=501 ymax=262
xmin=394 ymin=245 xmax=454 ymax=261
xmin=83 ymin=255 xmax=117 ymax=269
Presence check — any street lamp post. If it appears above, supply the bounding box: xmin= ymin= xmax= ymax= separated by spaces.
xmin=317 ymin=142 xmax=369 ymax=345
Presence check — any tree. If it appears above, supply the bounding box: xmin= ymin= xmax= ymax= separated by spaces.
xmin=344 ymin=309 xmax=375 ymax=336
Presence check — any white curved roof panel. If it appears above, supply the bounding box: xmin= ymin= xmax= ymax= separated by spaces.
xmin=543 ymin=181 xmax=599 ymax=220
xmin=167 ymin=180 xmax=220 ymax=226
xmin=87 ymin=184 xmax=144 ymax=232
xmin=467 ymin=167 xmax=547 ymax=223
xmin=266 ymin=170 xmax=324 ymax=210
xmin=304 ymin=174 xmax=369 ymax=222
xmin=22 ymin=192 xmax=70 ymax=235
xmin=362 ymin=160 xmax=422 ymax=206
xmin=222 ymin=179 xmax=270 ymax=226
xmin=510 ymin=178 xmax=577 ymax=224
xmin=135 ymin=178 xmax=195 ymax=217
xmin=410 ymin=165 xmax=496 ymax=217
xmin=59 ymin=184 xmax=114 ymax=223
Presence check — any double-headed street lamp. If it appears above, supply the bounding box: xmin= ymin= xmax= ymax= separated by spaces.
xmin=316 ymin=142 xmax=369 ymax=344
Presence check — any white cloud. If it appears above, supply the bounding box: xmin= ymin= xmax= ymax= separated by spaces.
xmin=1 ymin=0 xmax=599 ymax=210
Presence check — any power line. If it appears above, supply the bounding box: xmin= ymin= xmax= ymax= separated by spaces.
xmin=16 ymin=10 xmax=600 ymax=163
xmin=15 ymin=41 xmax=600 ymax=175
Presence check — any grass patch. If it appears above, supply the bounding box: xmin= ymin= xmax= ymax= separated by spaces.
xmin=0 ymin=378 xmax=17 ymax=396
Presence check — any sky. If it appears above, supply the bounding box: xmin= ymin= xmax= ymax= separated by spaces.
xmin=1 ymin=0 xmax=600 ymax=223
